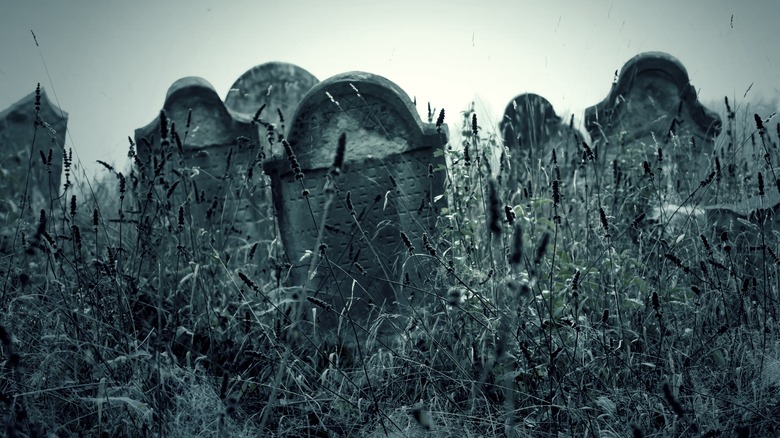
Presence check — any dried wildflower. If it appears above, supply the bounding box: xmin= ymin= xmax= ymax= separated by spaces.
xmin=504 ymin=205 xmax=515 ymax=226
xmin=657 ymin=147 xmax=663 ymax=162
xmin=166 ymin=180 xmax=179 ymax=198
xmin=177 ymin=206 xmax=184 ymax=232
xmin=238 ymin=272 xmax=259 ymax=291
xmin=699 ymin=172 xmax=715 ymax=187
xmin=463 ymin=142 xmax=471 ymax=166
xmin=552 ymin=179 xmax=561 ymax=207
xmin=428 ymin=163 xmax=434 ymax=178
xmin=754 ymin=113 xmax=765 ymax=134
xmin=598 ymin=207 xmax=610 ymax=237
xmin=422 ymin=233 xmax=436 ymax=256
xmin=400 ymin=231 xmax=414 ymax=255
xmin=643 ymin=160 xmax=653 ymax=178
xmin=582 ymin=141 xmax=595 ymax=161
xmin=758 ymin=172 xmax=765 ymax=196
xmin=436 ymin=109 xmax=445 ymax=133
xmin=510 ymin=223 xmax=523 ymax=265
xmin=247 ymin=242 xmax=258 ymax=260
xmin=34 ymin=83 xmax=41 ymax=114
xmin=533 ymin=232 xmax=550 ymax=265
xmin=651 ymin=291 xmax=660 ymax=310
xmin=70 ymin=195 xmax=77 ymax=217
xmin=571 ymin=270 xmax=581 ymax=291
xmin=601 ymin=309 xmax=609 ymax=323
xmin=92 ymin=208 xmax=99 ymax=229
xmin=307 ymin=296 xmax=333 ymax=312
xmin=551 ymin=149 xmax=557 ymax=165
xmin=39 ymin=150 xmax=47 ymax=167
xmin=345 ymin=191 xmax=354 ymax=215
xmin=471 ymin=113 xmax=478 ymax=136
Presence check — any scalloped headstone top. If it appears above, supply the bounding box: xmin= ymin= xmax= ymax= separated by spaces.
xmin=280 ymin=71 xmax=443 ymax=171
xmin=135 ymin=76 xmax=251 ymax=149
xmin=225 ymin=62 xmax=318 ymax=127
xmin=585 ymin=51 xmax=722 ymax=146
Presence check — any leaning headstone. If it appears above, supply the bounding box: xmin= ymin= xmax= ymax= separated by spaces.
xmin=0 ymin=87 xmax=67 ymax=239
xmin=499 ymin=93 xmax=582 ymax=198
xmin=134 ymin=76 xmax=272 ymax=261
xmin=263 ymin=71 xmax=448 ymax=334
xmin=225 ymin=61 xmax=318 ymax=129
xmin=585 ymin=52 xmax=722 ymax=185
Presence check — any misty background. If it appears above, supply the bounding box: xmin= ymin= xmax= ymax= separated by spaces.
xmin=1 ymin=0 xmax=778 ymax=183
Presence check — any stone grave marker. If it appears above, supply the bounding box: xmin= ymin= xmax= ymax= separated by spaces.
xmin=584 ymin=51 xmax=722 ymax=186
xmin=499 ymin=93 xmax=582 ymax=198
xmin=263 ymin=71 xmax=448 ymax=333
xmin=224 ymin=61 xmax=318 ymax=129
xmin=134 ymin=76 xmax=272 ymax=261
xmin=0 ymin=87 xmax=67 ymax=252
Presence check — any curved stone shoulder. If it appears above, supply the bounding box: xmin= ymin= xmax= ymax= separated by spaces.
xmin=135 ymin=76 xmax=252 ymax=149
xmin=584 ymin=51 xmax=721 ymax=141
xmin=0 ymin=87 xmax=68 ymax=126
xmin=282 ymin=71 xmax=445 ymax=169
xmin=225 ymin=61 xmax=318 ymax=124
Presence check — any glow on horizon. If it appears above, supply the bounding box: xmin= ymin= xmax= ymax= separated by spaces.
xmin=1 ymin=0 xmax=778 ymax=180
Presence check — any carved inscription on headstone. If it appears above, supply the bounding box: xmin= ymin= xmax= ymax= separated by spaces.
xmin=134 ymin=77 xmax=271 ymax=258
xmin=584 ymin=51 xmax=722 ymax=183
xmin=264 ymin=71 xmax=448 ymax=330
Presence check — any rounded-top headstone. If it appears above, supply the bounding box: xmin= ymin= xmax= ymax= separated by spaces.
xmin=583 ymin=52 xmax=722 ymax=188
xmin=264 ymin=71 xmax=448 ymax=334
xmin=225 ymin=62 xmax=318 ymax=128
xmin=585 ymin=51 xmax=722 ymax=146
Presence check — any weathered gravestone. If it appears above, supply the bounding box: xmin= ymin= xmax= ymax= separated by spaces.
xmin=499 ymin=93 xmax=582 ymax=199
xmin=585 ymin=52 xmax=722 ymax=188
xmin=225 ymin=61 xmax=318 ymax=128
xmin=134 ymin=77 xmax=272 ymax=261
xmin=263 ymin=71 xmax=448 ymax=333
xmin=0 ymin=87 xmax=67 ymax=252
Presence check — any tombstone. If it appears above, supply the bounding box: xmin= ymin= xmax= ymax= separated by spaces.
xmin=263 ymin=71 xmax=448 ymax=334
xmin=0 ymin=87 xmax=67 ymax=216
xmin=134 ymin=76 xmax=273 ymax=262
xmin=704 ymin=190 xmax=780 ymax=274
xmin=499 ymin=93 xmax=582 ymax=199
xmin=585 ymin=52 xmax=722 ymax=186
xmin=225 ymin=61 xmax=318 ymax=129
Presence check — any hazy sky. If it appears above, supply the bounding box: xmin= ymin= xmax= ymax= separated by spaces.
xmin=1 ymin=0 xmax=778 ymax=180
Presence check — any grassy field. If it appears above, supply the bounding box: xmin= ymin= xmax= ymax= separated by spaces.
xmin=1 ymin=84 xmax=779 ymax=437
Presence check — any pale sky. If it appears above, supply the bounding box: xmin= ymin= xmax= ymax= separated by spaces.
xmin=1 ymin=0 xmax=778 ymax=181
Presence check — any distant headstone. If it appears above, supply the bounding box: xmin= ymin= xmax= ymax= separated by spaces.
xmin=134 ymin=77 xmax=272 ymax=260
xmin=225 ymin=62 xmax=318 ymax=128
xmin=499 ymin=93 xmax=582 ymax=196
xmin=263 ymin=71 xmax=448 ymax=332
xmin=585 ymin=52 xmax=722 ymax=183
xmin=0 ymin=87 xmax=67 ymax=221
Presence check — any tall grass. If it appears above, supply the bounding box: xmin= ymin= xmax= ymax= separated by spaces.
xmin=1 ymin=77 xmax=778 ymax=437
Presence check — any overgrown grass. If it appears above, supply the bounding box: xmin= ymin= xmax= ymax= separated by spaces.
xmin=1 ymin=80 xmax=779 ymax=437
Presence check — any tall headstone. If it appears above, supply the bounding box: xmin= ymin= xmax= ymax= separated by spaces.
xmin=263 ymin=71 xmax=448 ymax=333
xmin=134 ymin=77 xmax=271 ymax=260
xmin=0 ymin=88 xmax=67 ymax=218
xmin=584 ymin=52 xmax=722 ymax=184
xmin=225 ymin=62 xmax=318 ymax=128
xmin=499 ymin=93 xmax=582 ymax=198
